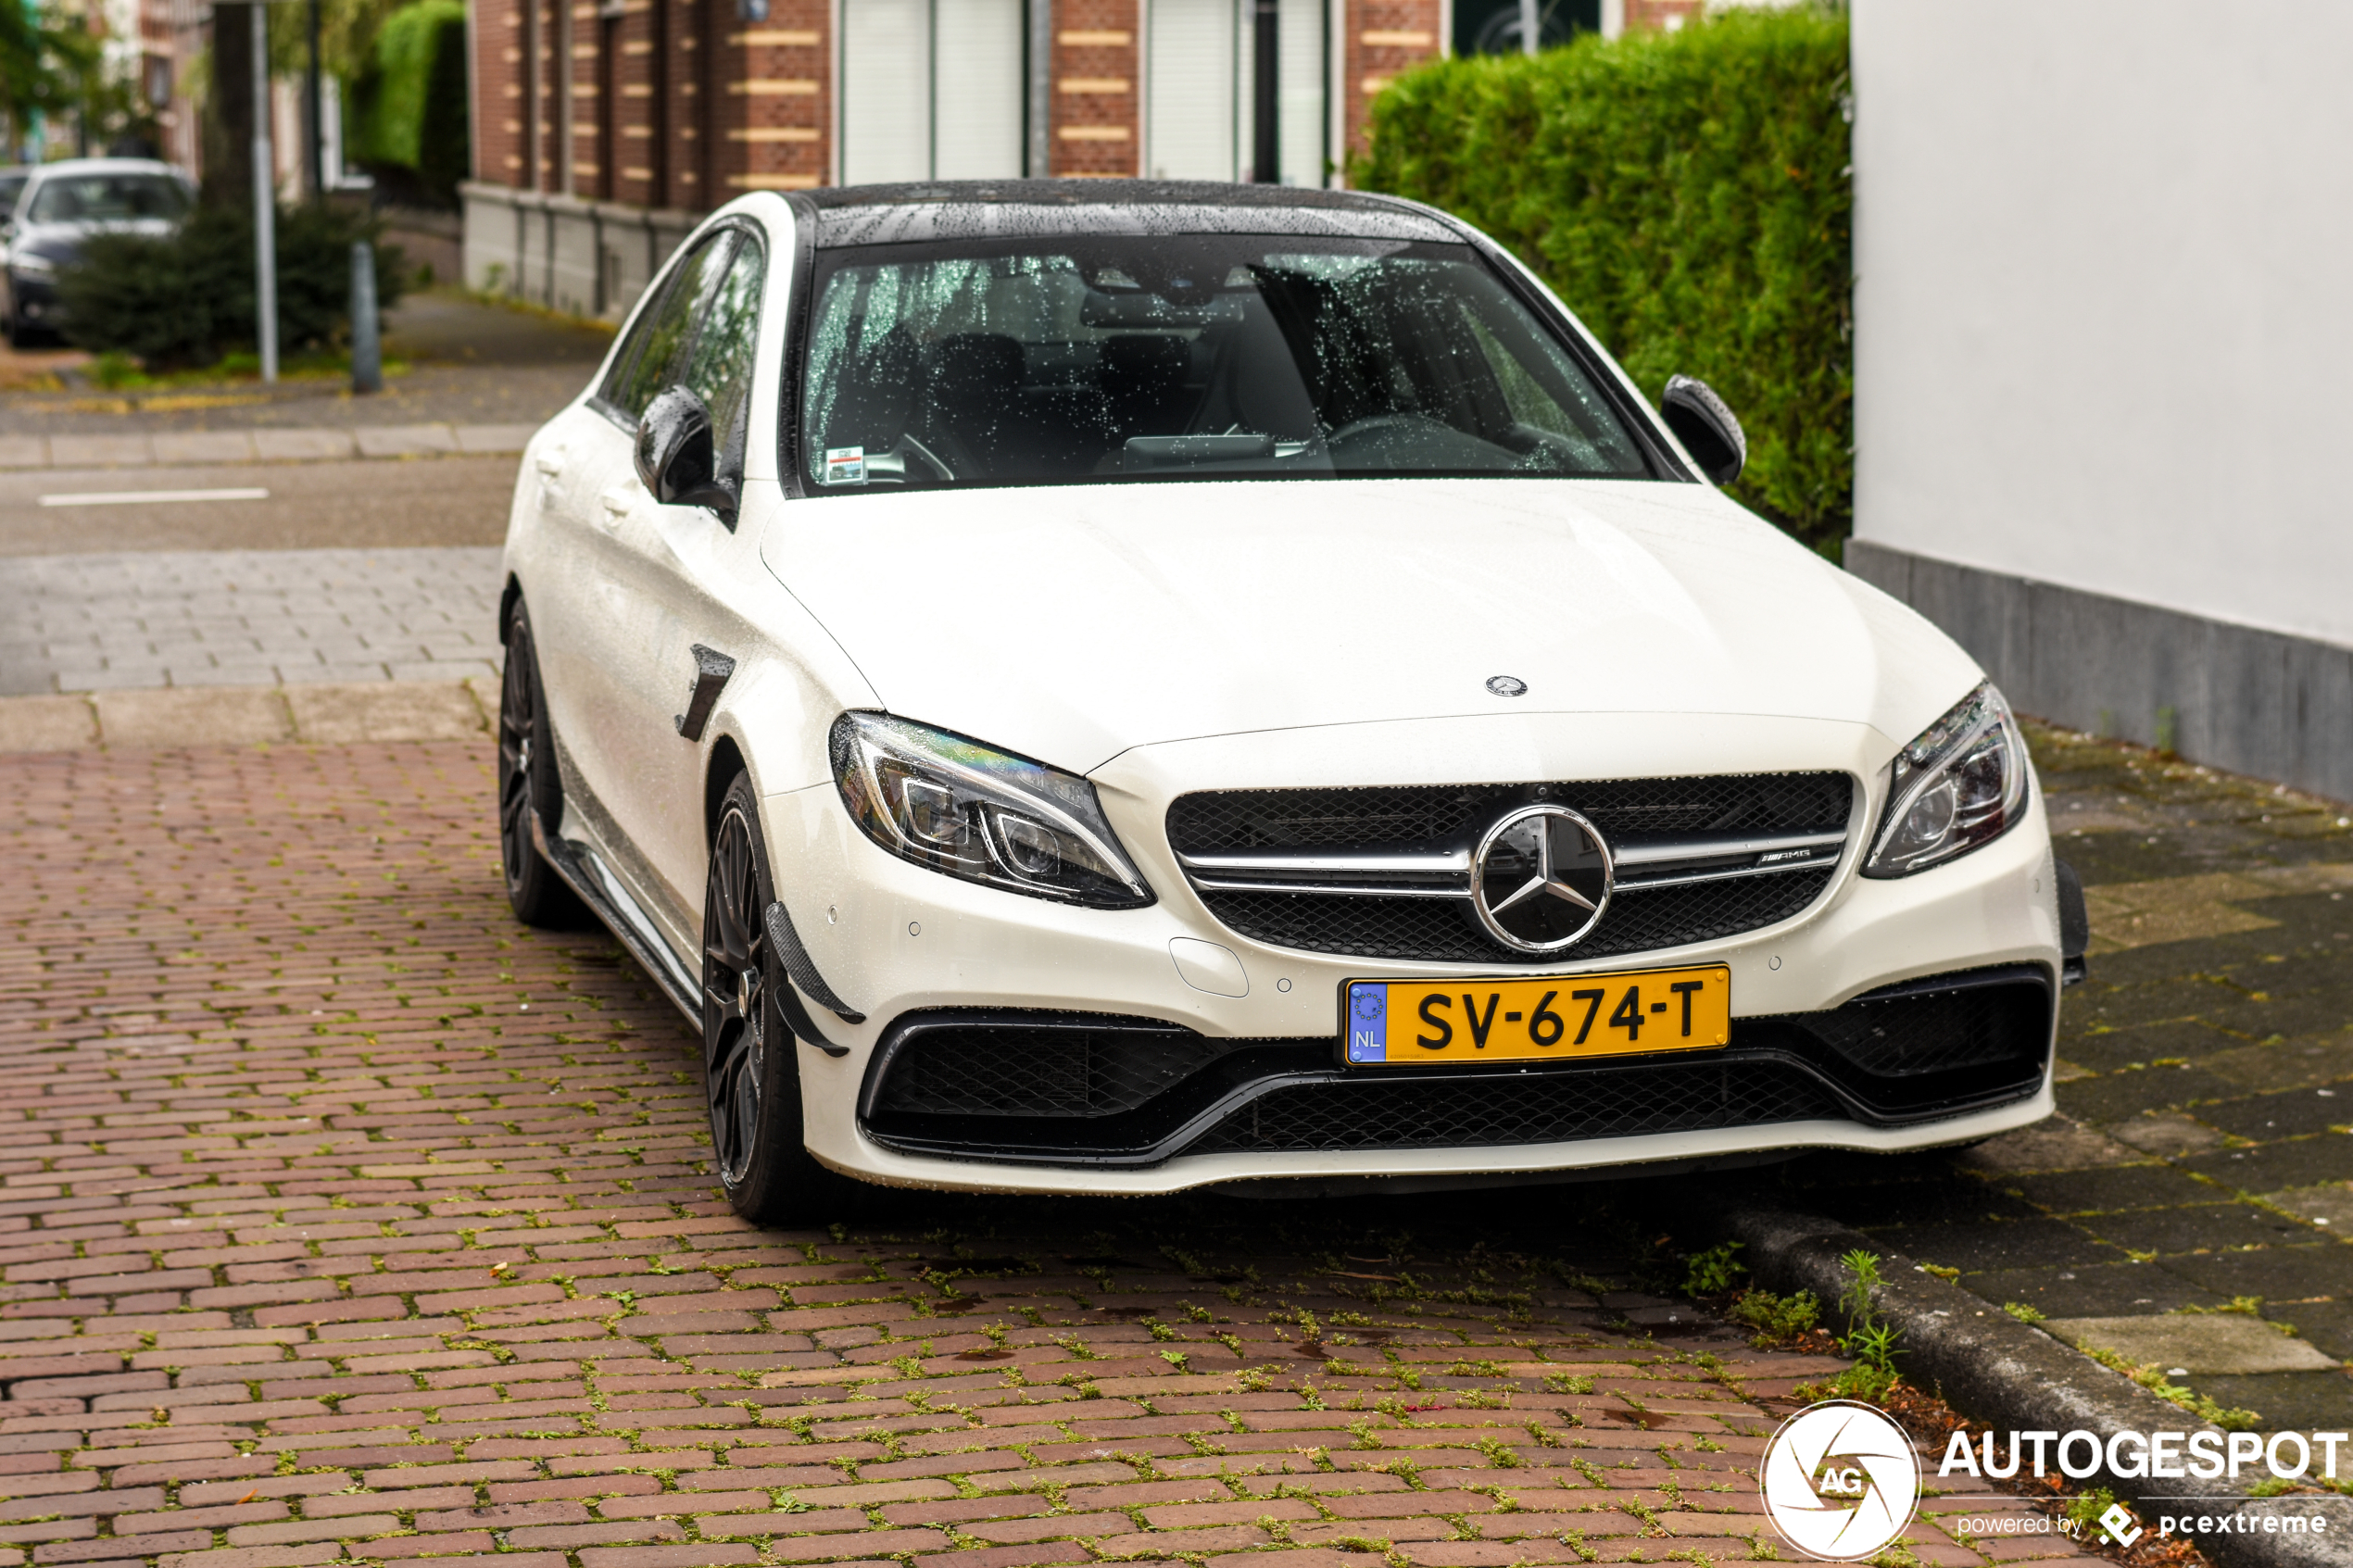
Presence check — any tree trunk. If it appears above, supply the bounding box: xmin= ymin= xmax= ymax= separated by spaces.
xmin=206 ymin=2 xmax=258 ymax=207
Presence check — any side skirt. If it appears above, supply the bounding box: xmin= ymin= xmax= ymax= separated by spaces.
xmin=532 ymin=810 xmax=702 ymax=1027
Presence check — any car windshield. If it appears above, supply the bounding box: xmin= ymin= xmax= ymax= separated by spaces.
xmin=25 ymin=172 xmax=188 ymax=224
xmin=798 ymin=234 xmax=1653 ymax=492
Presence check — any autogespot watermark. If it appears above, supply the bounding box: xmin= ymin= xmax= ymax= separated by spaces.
xmin=1760 ymin=1400 xmax=2347 ymax=1560
xmin=1939 ymin=1425 xmax=2347 ymax=1547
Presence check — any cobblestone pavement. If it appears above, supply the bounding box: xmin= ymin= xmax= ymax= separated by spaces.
xmin=0 ymin=738 xmax=2117 ymax=1568
xmin=0 ymin=550 xmax=503 ymax=696
xmin=1776 ymin=727 xmax=2353 ymax=1436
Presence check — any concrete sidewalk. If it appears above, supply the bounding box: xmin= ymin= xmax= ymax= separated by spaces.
xmin=0 ymin=422 xmax=535 ymax=467
xmin=0 ymin=547 xmax=503 ymax=696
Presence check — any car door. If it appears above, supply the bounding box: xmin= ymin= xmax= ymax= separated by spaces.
xmin=532 ymin=228 xmax=741 ymax=927
xmin=524 ymin=263 xmax=689 ymax=824
xmin=588 ymin=228 xmax=774 ymax=922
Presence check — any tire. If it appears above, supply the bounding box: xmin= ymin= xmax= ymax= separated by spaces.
xmin=497 ymin=602 xmax=589 ymax=928
xmin=703 ymin=771 xmax=865 ymax=1226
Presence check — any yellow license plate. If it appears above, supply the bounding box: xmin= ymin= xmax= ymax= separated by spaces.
xmin=1343 ymin=964 xmax=1731 ymax=1066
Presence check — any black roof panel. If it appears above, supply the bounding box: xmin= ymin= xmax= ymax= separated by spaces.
xmin=801 ymin=179 xmax=1460 ymax=247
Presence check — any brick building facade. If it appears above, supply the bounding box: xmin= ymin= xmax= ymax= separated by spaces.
xmin=459 ymin=0 xmax=1668 ymax=317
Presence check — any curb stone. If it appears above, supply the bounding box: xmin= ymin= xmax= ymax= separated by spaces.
xmin=1724 ymin=1206 xmax=2340 ymax=1568
xmin=0 ymin=679 xmax=493 ymax=752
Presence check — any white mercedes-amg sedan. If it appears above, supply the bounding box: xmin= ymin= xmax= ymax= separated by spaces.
xmin=497 ymin=180 xmax=2086 ymax=1223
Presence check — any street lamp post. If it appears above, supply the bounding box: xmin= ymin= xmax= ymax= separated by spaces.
xmin=250 ymin=2 xmax=277 ymax=383
xmin=1251 ymin=0 xmax=1277 ymax=184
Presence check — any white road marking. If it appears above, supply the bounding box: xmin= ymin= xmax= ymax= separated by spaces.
xmin=38 ymin=487 xmax=271 ymax=508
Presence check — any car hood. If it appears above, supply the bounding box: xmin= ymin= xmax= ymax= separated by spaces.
xmin=759 ymin=479 xmax=1982 ymax=774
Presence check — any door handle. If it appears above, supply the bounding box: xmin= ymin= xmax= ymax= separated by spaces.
xmin=534 ymin=445 xmax=566 ymax=477
xmin=598 ymin=487 xmax=634 ymax=527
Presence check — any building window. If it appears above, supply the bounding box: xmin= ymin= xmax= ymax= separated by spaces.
xmin=840 ymin=0 xmax=1028 ymax=182
xmin=1146 ymin=0 xmax=1327 ymax=186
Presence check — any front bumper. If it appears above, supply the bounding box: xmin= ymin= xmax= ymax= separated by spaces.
xmin=6 ymin=271 xmax=59 ymax=322
xmin=759 ymin=712 xmax=2062 ymax=1196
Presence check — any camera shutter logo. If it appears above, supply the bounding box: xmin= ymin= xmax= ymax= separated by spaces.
xmin=1759 ymin=1400 xmax=1921 ymax=1561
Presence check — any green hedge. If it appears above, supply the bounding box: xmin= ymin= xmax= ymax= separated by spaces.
xmin=348 ymin=0 xmax=468 ymax=204
xmin=1354 ymin=6 xmax=1852 ymax=552
xmin=56 ymin=204 xmax=408 ymax=369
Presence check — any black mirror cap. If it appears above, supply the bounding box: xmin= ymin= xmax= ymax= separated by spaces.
xmin=1660 ymin=374 xmax=1746 ymax=486
xmin=635 ymin=384 xmax=737 ymax=519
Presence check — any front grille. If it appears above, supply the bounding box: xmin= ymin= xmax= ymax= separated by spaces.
xmin=1169 ymin=772 xmax=1854 ymax=964
xmin=1188 ymin=1060 xmax=1843 ymax=1153
xmin=1201 ymin=868 xmax=1835 ymax=966
xmin=1168 ymin=774 xmax=1854 ymax=852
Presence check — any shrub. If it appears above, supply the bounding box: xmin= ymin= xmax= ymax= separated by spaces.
xmin=348 ymin=0 xmax=469 ymax=207
xmin=56 ymin=203 xmax=407 ymax=370
xmin=1354 ymin=5 xmax=1853 ymax=552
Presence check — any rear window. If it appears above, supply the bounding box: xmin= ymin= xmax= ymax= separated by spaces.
xmin=26 ymin=172 xmax=190 ymax=224
xmin=797 ymin=233 xmax=1653 ymax=492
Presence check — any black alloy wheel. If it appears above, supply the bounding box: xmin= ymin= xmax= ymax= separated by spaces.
xmin=702 ymin=771 xmax=860 ymax=1224
xmin=497 ymin=602 xmax=587 ymax=927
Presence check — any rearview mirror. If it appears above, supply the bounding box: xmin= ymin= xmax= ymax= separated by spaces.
xmin=1659 ymin=375 xmax=1746 ymax=485
xmin=635 ymin=385 xmax=737 ymax=520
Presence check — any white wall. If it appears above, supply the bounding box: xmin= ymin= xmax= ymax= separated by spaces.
xmin=1851 ymin=1 xmax=2353 ymax=648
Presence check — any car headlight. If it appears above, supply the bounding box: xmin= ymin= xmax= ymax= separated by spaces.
xmin=830 ymin=712 xmax=1153 ymax=909
xmin=10 ymin=253 xmax=55 ymax=277
xmin=1864 ymin=681 xmax=2031 ymax=878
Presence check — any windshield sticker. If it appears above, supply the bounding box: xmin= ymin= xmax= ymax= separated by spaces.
xmin=823 ymin=446 xmax=867 ymax=485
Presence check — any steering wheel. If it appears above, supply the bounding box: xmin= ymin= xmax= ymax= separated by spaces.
xmin=1323 ymin=411 xmax=1452 ymax=456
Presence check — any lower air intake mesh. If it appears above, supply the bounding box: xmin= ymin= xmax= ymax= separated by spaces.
xmin=1186 ymin=1060 xmax=1843 ymax=1154
xmin=1798 ymin=973 xmax=2050 ymax=1081
xmin=874 ymin=1021 xmax=1221 ymax=1118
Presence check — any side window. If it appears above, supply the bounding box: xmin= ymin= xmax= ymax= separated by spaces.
xmin=600 ymin=232 xmax=739 ymax=422
xmin=681 ymin=237 xmax=767 ymax=481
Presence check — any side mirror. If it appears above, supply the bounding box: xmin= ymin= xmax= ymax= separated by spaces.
xmin=1659 ymin=374 xmax=1746 ymax=485
xmin=635 ymin=385 xmax=737 ymax=520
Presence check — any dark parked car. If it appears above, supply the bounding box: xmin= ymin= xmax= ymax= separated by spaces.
xmin=0 ymin=158 xmax=194 ymax=346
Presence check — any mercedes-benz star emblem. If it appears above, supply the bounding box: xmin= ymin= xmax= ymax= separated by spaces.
xmin=1485 ymin=675 xmax=1528 ymax=697
xmin=1471 ymin=804 xmax=1614 ymax=952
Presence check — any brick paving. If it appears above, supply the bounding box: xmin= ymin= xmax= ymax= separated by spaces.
xmin=0 ymin=736 xmax=2117 ymax=1568
xmin=0 ymin=550 xmax=503 ymax=696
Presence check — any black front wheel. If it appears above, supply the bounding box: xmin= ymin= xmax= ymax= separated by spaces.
xmin=703 ymin=771 xmax=862 ymax=1226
